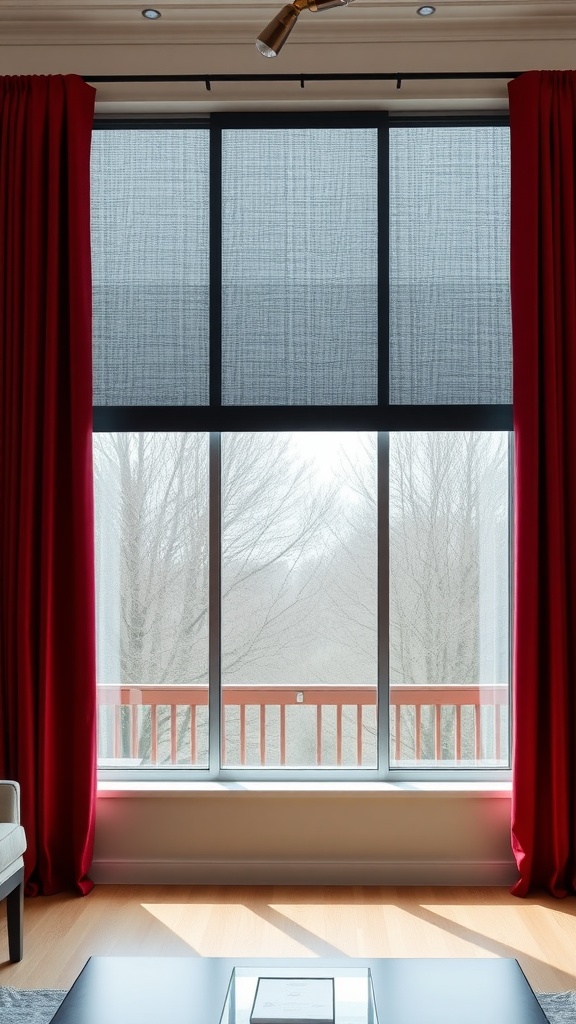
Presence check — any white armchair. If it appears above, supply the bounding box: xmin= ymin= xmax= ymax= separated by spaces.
xmin=0 ymin=781 xmax=27 ymax=962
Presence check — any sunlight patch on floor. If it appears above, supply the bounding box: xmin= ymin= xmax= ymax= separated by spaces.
xmin=415 ymin=903 xmax=574 ymax=966
xmin=140 ymin=902 xmax=322 ymax=957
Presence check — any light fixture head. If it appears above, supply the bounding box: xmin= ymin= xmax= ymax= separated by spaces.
xmin=141 ymin=8 xmax=161 ymax=18
xmin=256 ymin=3 xmax=302 ymax=58
xmin=256 ymin=0 xmax=355 ymax=57
xmin=309 ymin=0 xmax=354 ymax=9
xmin=416 ymin=5 xmax=436 ymax=14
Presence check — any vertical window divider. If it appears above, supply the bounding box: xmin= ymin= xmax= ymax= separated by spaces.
xmin=210 ymin=123 xmax=222 ymax=409
xmin=209 ymin=122 xmax=223 ymax=776
xmin=377 ymin=432 xmax=390 ymax=777
xmin=209 ymin=431 xmax=222 ymax=777
xmin=377 ymin=120 xmax=390 ymax=778
xmin=378 ymin=119 xmax=390 ymax=413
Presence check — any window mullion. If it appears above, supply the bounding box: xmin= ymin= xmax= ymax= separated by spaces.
xmin=208 ymin=431 xmax=222 ymax=777
xmin=378 ymin=431 xmax=390 ymax=777
xmin=209 ymin=124 xmax=222 ymax=409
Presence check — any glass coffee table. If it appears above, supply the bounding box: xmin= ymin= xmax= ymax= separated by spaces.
xmin=48 ymin=955 xmax=549 ymax=1024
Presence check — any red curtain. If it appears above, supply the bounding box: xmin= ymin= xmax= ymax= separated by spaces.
xmin=0 ymin=75 xmax=96 ymax=895
xmin=509 ymin=70 xmax=576 ymax=896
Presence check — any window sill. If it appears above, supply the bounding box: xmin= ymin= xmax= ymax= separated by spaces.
xmin=97 ymin=780 xmax=512 ymax=798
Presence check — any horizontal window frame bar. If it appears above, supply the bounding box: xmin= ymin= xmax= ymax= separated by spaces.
xmin=92 ymin=118 xmax=209 ymax=131
xmin=92 ymin=405 xmax=513 ymax=432
xmin=389 ymin=114 xmax=510 ymax=129
xmin=97 ymin=766 xmax=513 ymax=784
xmin=212 ymin=111 xmax=388 ymax=130
xmin=91 ymin=114 xmax=509 ymax=133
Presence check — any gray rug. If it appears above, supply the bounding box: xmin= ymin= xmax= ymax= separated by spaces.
xmin=0 ymin=988 xmax=65 ymax=1022
xmin=0 ymin=987 xmax=575 ymax=1023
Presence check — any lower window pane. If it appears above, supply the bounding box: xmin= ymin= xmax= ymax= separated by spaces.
xmin=389 ymin=432 xmax=510 ymax=768
xmin=221 ymin=433 xmax=378 ymax=768
xmin=94 ymin=433 xmax=209 ymax=769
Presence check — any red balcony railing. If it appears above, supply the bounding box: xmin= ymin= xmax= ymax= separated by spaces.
xmin=97 ymin=683 xmax=509 ymax=767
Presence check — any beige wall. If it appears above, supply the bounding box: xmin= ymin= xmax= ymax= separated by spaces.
xmin=1 ymin=36 xmax=576 ymax=113
xmin=93 ymin=787 xmax=516 ymax=885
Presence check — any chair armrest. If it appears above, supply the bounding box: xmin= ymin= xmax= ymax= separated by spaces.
xmin=0 ymin=781 xmax=20 ymax=824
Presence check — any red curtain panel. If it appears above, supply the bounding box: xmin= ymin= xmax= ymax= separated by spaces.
xmin=0 ymin=75 xmax=96 ymax=895
xmin=508 ymin=70 xmax=576 ymax=897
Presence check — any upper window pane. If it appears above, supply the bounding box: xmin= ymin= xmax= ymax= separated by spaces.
xmin=389 ymin=126 xmax=511 ymax=405
xmin=91 ymin=129 xmax=210 ymax=406
xmin=221 ymin=129 xmax=378 ymax=406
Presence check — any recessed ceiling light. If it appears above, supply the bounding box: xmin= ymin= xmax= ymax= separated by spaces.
xmin=417 ymin=5 xmax=436 ymax=14
xmin=142 ymin=8 xmax=161 ymax=18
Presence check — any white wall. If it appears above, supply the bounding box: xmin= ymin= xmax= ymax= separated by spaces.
xmin=93 ymin=785 xmax=516 ymax=885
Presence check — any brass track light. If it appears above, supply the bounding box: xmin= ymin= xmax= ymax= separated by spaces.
xmin=256 ymin=0 xmax=355 ymax=58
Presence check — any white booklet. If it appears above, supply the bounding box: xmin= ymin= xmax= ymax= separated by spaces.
xmin=250 ymin=977 xmax=335 ymax=1024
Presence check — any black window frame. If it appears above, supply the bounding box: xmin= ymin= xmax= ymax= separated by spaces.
xmin=92 ymin=111 xmax=513 ymax=782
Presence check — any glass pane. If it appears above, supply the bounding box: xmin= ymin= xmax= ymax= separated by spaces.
xmin=221 ymin=967 xmax=377 ymax=1024
xmin=91 ymin=129 xmax=210 ymax=405
xmin=221 ymin=433 xmax=377 ymax=768
xmin=389 ymin=432 xmax=510 ymax=767
xmin=389 ymin=126 xmax=511 ymax=404
xmin=221 ymin=129 xmax=378 ymax=405
xmin=94 ymin=433 xmax=209 ymax=768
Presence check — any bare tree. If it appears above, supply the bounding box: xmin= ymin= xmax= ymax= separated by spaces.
xmin=325 ymin=432 xmax=509 ymax=762
xmin=94 ymin=430 xmax=508 ymax=767
xmin=94 ymin=432 xmax=338 ymax=763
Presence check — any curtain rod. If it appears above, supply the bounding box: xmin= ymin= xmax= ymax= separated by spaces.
xmin=83 ymin=72 xmax=521 ymax=85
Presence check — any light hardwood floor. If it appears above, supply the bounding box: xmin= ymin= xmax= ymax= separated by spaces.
xmin=1 ymin=886 xmax=576 ymax=992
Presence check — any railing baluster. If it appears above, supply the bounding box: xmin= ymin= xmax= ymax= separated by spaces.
xmin=495 ymin=704 xmax=501 ymax=761
xmin=435 ymin=705 xmax=441 ymax=759
xmin=455 ymin=705 xmax=462 ymax=761
xmin=170 ymin=705 xmax=177 ymax=764
xmin=280 ymin=705 xmax=286 ymax=764
xmin=114 ymin=706 xmax=121 ymax=759
xmin=415 ymin=705 xmax=422 ymax=759
xmin=336 ymin=705 xmax=343 ymax=765
xmin=131 ymin=705 xmax=138 ymax=759
xmin=190 ymin=705 xmax=197 ymax=765
xmin=150 ymin=705 xmax=158 ymax=765
xmin=356 ymin=705 xmax=362 ymax=766
xmin=395 ymin=704 xmax=401 ymax=760
xmin=260 ymin=704 xmax=266 ymax=765
xmin=240 ymin=704 xmax=246 ymax=764
xmin=317 ymin=705 xmax=322 ymax=766
xmin=474 ymin=704 xmax=481 ymax=759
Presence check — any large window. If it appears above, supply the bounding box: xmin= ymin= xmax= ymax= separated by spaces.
xmin=92 ymin=115 xmax=512 ymax=780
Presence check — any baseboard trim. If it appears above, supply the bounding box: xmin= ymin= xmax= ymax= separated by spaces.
xmin=90 ymin=858 xmax=518 ymax=887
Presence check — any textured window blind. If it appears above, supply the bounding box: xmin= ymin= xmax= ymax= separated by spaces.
xmin=221 ymin=129 xmax=378 ymax=406
xmin=91 ymin=129 xmax=210 ymax=406
xmin=389 ymin=126 xmax=511 ymax=405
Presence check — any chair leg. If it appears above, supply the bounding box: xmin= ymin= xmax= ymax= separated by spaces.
xmin=6 ymin=880 xmax=23 ymax=962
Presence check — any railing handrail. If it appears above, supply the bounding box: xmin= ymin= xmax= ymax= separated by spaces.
xmin=97 ymin=682 xmax=509 ymax=707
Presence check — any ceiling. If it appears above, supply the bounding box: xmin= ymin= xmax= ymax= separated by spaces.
xmin=1 ymin=1 xmax=575 ymax=111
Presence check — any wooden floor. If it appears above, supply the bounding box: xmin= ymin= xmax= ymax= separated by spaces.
xmin=1 ymin=886 xmax=576 ymax=993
